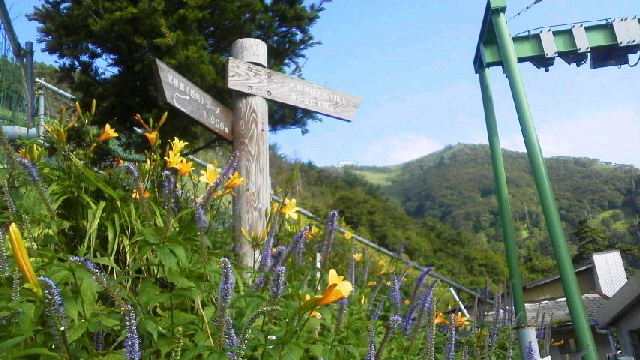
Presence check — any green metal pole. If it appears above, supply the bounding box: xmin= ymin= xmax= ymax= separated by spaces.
xmin=478 ymin=67 xmax=527 ymax=324
xmin=479 ymin=66 xmax=539 ymax=359
xmin=490 ymin=9 xmax=598 ymax=360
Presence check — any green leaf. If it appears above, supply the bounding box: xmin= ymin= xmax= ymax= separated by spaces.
xmin=181 ymin=345 xmax=215 ymax=359
xmin=0 ymin=336 xmax=28 ymax=352
xmin=282 ymin=343 xmax=304 ymax=360
xmin=308 ymin=344 xmax=325 ymax=358
xmin=11 ymin=348 xmax=59 ymax=357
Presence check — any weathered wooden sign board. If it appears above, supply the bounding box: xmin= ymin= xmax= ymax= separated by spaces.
xmin=153 ymin=58 xmax=234 ymax=141
xmin=227 ymin=57 xmax=362 ymax=121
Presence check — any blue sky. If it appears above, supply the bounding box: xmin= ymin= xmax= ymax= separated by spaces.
xmin=9 ymin=1 xmax=640 ymax=167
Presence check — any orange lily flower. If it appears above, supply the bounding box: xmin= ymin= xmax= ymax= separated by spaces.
xmin=97 ymin=123 xmax=118 ymax=141
xmin=144 ymin=131 xmax=159 ymax=146
xmin=455 ymin=312 xmax=470 ymax=327
xmin=309 ymin=311 xmax=322 ymax=319
xmin=132 ymin=188 xmax=152 ymax=199
xmin=172 ymin=159 xmax=194 ymax=175
xmin=224 ymin=171 xmax=244 ymax=189
xmin=298 ymin=269 xmax=353 ymax=313
xmin=434 ymin=311 xmax=448 ymax=324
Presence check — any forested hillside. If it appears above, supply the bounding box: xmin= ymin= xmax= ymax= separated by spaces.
xmin=270 ymin=146 xmax=510 ymax=292
xmin=349 ymin=144 xmax=640 ymax=279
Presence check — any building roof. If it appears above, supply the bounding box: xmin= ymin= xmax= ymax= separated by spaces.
xmin=595 ymin=271 xmax=640 ymax=327
xmin=526 ymin=293 xmax=607 ymax=324
xmin=524 ymin=263 xmax=594 ymax=289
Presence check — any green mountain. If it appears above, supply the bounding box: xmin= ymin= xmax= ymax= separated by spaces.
xmin=348 ymin=144 xmax=640 ymax=278
xmin=269 ymin=146 xmax=509 ymax=291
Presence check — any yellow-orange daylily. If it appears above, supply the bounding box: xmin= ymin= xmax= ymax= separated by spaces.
xmin=404 ymin=299 xmax=411 ymax=306
xmin=199 ymin=164 xmax=221 ymax=184
xmin=309 ymin=311 xmax=322 ymax=319
xmin=434 ymin=311 xmax=448 ymax=325
xmin=353 ymin=253 xmax=363 ymax=262
xmin=132 ymin=188 xmax=152 ymax=199
xmin=97 ymin=123 xmax=118 ymax=141
xmin=224 ymin=171 xmax=244 ymax=189
xmin=298 ymin=269 xmax=353 ymax=314
xmin=304 ymin=225 xmax=320 ymax=239
xmin=170 ymin=137 xmax=188 ymax=154
xmin=8 ymin=223 xmax=41 ymax=297
xmin=344 ymin=231 xmax=353 ymax=240
xmin=455 ymin=312 xmax=470 ymax=327
xmin=164 ymin=150 xmax=183 ymax=168
xmin=144 ymin=131 xmax=159 ymax=146
xmin=366 ymin=281 xmax=377 ymax=286
xmin=172 ymin=159 xmax=195 ymax=175
xmin=240 ymin=226 xmax=269 ymax=242
xmin=280 ymin=198 xmax=298 ymax=220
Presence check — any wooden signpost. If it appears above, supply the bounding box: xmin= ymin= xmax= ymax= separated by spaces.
xmin=154 ymin=38 xmax=361 ymax=269
xmin=227 ymin=57 xmax=361 ymax=121
xmin=153 ymin=59 xmax=234 ymax=141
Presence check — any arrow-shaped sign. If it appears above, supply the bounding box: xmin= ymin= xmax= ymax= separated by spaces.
xmin=227 ymin=57 xmax=361 ymax=121
xmin=153 ymin=59 xmax=234 ymax=141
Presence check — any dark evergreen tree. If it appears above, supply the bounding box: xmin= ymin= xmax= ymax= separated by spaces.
xmin=29 ymin=0 xmax=329 ymax=143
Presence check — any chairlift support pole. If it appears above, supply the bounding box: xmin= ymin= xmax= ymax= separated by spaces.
xmin=471 ymin=1 xmax=633 ymax=359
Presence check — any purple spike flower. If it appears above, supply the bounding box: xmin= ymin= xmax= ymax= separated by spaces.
xmin=270 ymin=246 xmax=287 ymax=267
xmin=194 ymin=202 xmax=209 ymax=233
xmin=201 ymin=151 xmax=239 ymax=207
xmin=0 ymin=229 xmax=8 ymax=276
xmin=2 ymin=180 xmax=17 ymax=217
xmin=365 ymin=325 xmax=376 ymax=360
xmin=445 ymin=313 xmax=457 ymax=360
xmin=293 ymin=226 xmax=308 ymax=265
xmin=15 ymin=157 xmax=55 ymax=216
xmin=224 ymin=316 xmax=240 ymax=359
xmin=526 ymin=341 xmax=537 ymax=360
xmin=269 ymin=266 xmax=286 ymax=302
xmin=93 ymin=329 xmax=105 ymax=352
xmin=69 ymin=257 xmax=110 ymax=289
xmin=161 ymin=170 xmax=178 ymax=213
xmin=389 ymin=274 xmax=402 ymax=314
xmin=219 ymin=258 xmax=235 ymax=308
xmin=39 ymin=276 xmax=68 ymax=329
xmin=404 ymin=279 xmax=437 ymax=335
xmin=123 ymin=304 xmax=141 ymax=360
xmin=411 ymin=267 xmax=434 ymax=299
xmin=320 ymin=210 xmax=339 ymax=267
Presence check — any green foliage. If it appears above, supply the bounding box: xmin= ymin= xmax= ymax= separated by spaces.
xmin=29 ymin=0 xmax=329 ymax=144
xmin=0 ymin=105 xmax=521 ymax=359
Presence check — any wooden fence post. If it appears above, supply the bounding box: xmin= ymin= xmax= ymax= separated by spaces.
xmin=231 ymin=38 xmax=270 ymax=270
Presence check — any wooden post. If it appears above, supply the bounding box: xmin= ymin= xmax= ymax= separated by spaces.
xmin=231 ymin=39 xmax=270 ymax=270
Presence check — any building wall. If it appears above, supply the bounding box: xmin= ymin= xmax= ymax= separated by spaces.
xmin=613 ymin=301 xmax=640 ymax=357
xmin=547 ymin=327 xmax=612 ymax=360
xmin=524 ymin=270 xmax=597 ymax=302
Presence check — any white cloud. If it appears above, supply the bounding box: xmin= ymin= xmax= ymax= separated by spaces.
xmin=362 ymin=133 xmax=443 ymax=166
xmin=500 ymin=109 xmax=640 ymax=167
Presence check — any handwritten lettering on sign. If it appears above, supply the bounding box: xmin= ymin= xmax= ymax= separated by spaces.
xmin=227 ymin=57 xmax=361 ymax=121
xmin=153 ymin=59 xmax=233 ymax=140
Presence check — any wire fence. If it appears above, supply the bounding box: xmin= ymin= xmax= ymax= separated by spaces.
xmin=0 ymin=20 xmax=28 ymax=127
